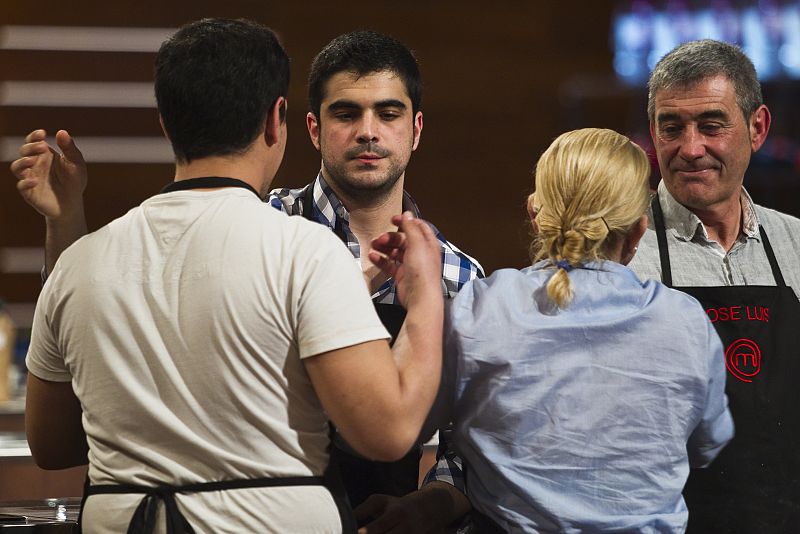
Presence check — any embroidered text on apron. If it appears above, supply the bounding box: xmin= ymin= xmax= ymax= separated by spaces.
xmin=652 ymin=194 xmax=800 ymax=533
xmin=78 ymin=177 xmax=356 ymax=533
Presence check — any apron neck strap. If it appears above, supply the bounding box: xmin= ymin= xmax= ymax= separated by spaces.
xmin=651 ymin=193 xmax=674 ymax=287
xmin=160 ymin=177 xmax=261 ymax=199
xmin=652 ymin=193 xmax=786 ymax=287
xmin=759 ymin=225 xmax=786 ymax=286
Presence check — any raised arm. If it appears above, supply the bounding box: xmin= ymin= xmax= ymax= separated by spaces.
xmin=10 ymin=129 xmax=89 ymax=274
xmin=304 ymin=213 xmax=444 ymax=462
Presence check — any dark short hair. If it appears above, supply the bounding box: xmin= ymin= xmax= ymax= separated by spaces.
xmin=647 ymin=39 xmax=762 ymax=122
xmin=308 ymin=30 xmax=422 ymax=119
xmin=155 ymin=18 xmax=290 ymax=163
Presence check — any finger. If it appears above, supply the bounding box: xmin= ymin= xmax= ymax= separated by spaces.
xmin=390 ymin=211 xmax=415 ymax=228
xmin=55 ymin=130 xmax=85 ymax=165
xmin=24 ymin=129 xmax=46 ymax=143
xmin=18 ymin=141 xmax=51 ymax=158
xmin=16 ymin=178 xmax=38 ymax=192
xmin=368 ymin=250 xmax=399 ymax=278
xmin=10 ymin=156 xmax=36 ymax=176
xmin=415 ymin=218 xmax=437 ymax=244
xmin=370 ymin=231 xmax=406 ymax=255
xmin=396 ymin=213 xmax=428 ymax=245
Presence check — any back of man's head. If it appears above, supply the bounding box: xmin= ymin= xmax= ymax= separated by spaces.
xmin=155 ymin=18 xmax=290 ymax=164
xmin=307 ymin=30 xmax=422 ymax=119
xmin=647 ymin=39 xmax=762 ymax=122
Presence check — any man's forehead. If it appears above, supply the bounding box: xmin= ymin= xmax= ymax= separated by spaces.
xmin=321 ymin=70 xmax=410 ymax=105
xmin=653 ymin=75 xmax=736 ymax=116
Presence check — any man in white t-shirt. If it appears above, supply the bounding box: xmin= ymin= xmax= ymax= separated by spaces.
xmin=18 ymin=18 xmax=443 ymax=533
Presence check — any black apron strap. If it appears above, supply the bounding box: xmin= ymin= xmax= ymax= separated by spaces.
xmin=759 ymin=225 xmax=786 ymax=287
xmin=159 ymin=176 xmax=261 ymax=198
xmin=651 ymin=193 xmax=674 ymax=287
xmin=322 ymin=458 xmax=358 ymax=533
xmin=77 ymin=471 xmax=91 ymax=533
xmin=86 ymin=476 xmax=326 ymax=534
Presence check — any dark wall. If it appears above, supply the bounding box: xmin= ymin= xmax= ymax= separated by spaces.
xmin=3 ymin=1 xmax=797 ymax=323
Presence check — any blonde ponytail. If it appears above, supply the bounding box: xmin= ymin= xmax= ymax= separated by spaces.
xmin=529 ymin=128 xmax=650 ymax=309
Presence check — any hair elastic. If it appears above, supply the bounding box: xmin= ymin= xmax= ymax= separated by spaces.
xmin=555 ymin=260 xmax=573 ymax=272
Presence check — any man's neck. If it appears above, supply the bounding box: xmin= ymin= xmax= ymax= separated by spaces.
xmin=693 ymin=194 xmax=743 ymax=252
xmin=321 ymin=170 xmax=407 ymax=294
xmin=321 ymin=171 xmax=406 ymax=244
xmin=174 ymin=153 xmax=269 ymax=197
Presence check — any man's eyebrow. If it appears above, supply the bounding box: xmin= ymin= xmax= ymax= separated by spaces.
xmin=656 ymin=111 xmax=681 ymax=124
xmin=696 ymin=109 xmax=729 ymax=121
xmin=327 ymin=100 xmax=362 ymax=111
xmin=656 ymin=109 xmax=729 ymax=123
xmin=374 ymin=99 xmax=407 ymax=109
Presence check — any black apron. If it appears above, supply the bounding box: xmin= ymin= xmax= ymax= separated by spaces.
xmin=301 ymin=183 xmax=421 ymax=510
xmin=652 ymin=194 xmax=800 ymax=533
xmin=78 ymin=177 xmax=356 ymax=533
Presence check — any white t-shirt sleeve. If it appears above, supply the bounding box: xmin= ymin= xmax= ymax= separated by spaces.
xmin=26 ymin=277 xmax=72 ymax=382
xmin=292 ymin=225 xmax=390 ymax=359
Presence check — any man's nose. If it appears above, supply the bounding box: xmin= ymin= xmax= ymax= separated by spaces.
xmin=356 ymin=113 xmax=379 ymax=143
xmin=678 ymin=126 xmax=706 ymax=160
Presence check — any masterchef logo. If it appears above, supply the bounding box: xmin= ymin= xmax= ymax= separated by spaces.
xmin=725 ymin=338 xmax=762 ymax=383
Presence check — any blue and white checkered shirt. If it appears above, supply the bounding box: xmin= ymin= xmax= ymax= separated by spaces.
xmin=268 ymin=173 xmax=482 ymax=494
xmin=269 ymin=172 xmax=484 ymax=304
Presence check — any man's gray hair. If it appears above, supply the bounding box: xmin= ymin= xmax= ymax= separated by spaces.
xmin=647 ymin=39 xmax=763 ymax=122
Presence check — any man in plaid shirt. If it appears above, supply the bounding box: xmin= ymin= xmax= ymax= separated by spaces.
xmin=270 ymin=31 xmax=482 ymax=532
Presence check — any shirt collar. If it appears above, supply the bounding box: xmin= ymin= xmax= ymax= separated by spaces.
xmin=309 ymin=172 xmax=427 ymax=300
xmin=309 ymin=171 xmax=423 ymax=232
xmin=656 ymin=180 xmax=760 ymax=242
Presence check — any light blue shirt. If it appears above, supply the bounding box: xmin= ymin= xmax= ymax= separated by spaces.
xmin=436 ymin=261 xmax=733 ymax=533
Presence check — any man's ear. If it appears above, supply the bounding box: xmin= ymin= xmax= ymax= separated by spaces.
xmin=411 ymin=111 xmax=423 ymax=151
xmin=264 ymin=96 xmax=287 ymax=147
xmin=749 ymin=104 xmax=771 ymax=153
xmin=158 ymin=114 xmax=170 ymax=142
xmin=307 ymin=112 xmax=321 ymax=151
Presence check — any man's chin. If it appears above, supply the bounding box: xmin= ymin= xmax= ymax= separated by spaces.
xmin=673 ymin=187 xmax=735 ymax=213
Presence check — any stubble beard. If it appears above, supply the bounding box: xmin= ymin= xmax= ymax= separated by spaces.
xmin=322 ymin=142 xmax=408 ymax=204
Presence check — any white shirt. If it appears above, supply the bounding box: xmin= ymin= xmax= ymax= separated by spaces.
xmin=27 ymin=187 xmax=389 ymax=533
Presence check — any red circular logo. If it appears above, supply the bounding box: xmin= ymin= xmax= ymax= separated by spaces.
xmin=725 ymin=338 xmax=762 ymax=383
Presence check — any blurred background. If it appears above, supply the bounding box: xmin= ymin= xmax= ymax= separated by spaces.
xmin=0 ymin=0 xmax=799 ymax=498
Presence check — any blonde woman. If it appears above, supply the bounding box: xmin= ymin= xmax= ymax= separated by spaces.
xmin=424 ymin=129 xmax=733 ymax=533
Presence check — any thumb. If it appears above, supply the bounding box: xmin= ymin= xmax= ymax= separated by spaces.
xmin=55 ymin=130 xmax=85 ymax=165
